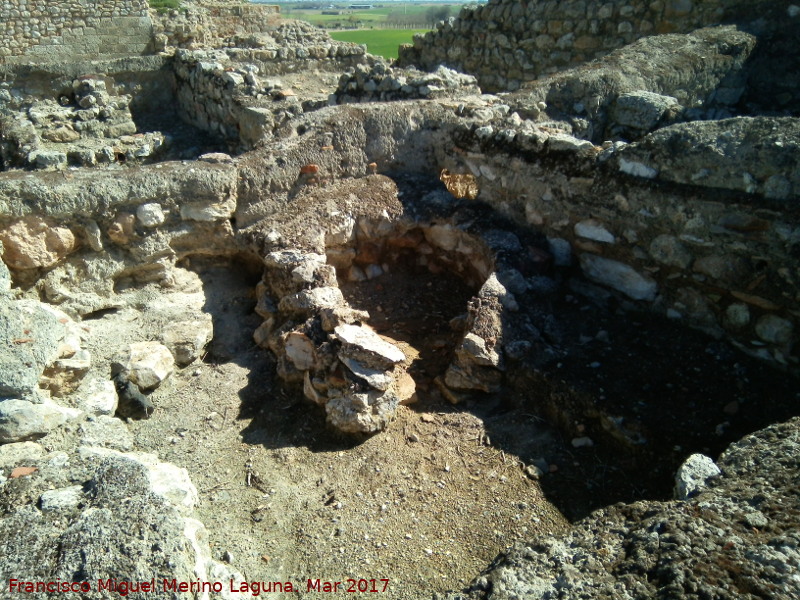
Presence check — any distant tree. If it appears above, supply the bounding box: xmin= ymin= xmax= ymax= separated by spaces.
xmin=425 ymin=5 xmax=451 ymax=25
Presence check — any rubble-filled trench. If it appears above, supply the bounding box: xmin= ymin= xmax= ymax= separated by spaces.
xmin=2 ymin=5 xmax=800 ymax=600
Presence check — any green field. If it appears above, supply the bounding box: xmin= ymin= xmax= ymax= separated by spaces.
xmin=329 ymin=29 xmax=429 ymax=59
xmin=279 ymin=3 xmax=461 ymax=29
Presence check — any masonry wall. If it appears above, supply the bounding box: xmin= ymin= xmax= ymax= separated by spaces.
xmin=398 ymin=0 xmax=784 ymax=92
xmin=0 ymin=0 xmax=153 ymax=64
xmin=152 ymin=3 xmax=281 ymax=50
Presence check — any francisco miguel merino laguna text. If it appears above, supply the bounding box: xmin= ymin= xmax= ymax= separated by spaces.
xmin=8 ymin=577 xmax=391 ymax=595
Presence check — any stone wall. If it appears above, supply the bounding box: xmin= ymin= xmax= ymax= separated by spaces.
xmin=173 ymin=38 xmax=368 ymax=149
xmin=397 ymin=0 xmax=784 ymax=92
xmin=0 ymin=0 xmax=153 ymax=64
xmin=152 ymin=2 xmax=281 ymax=50
xmin=233 ymin=98 xmax=800 ymax=369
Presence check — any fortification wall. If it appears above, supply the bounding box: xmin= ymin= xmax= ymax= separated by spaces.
xmin=398 ymin=0 xmax=784 ymax=92
xmin=0 ymin=0 xmax=153 ymax=64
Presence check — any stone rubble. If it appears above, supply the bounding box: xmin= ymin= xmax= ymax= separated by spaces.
xmin=0 ymin=77 xmax=165 ymax=170
xmin=335 ymin=63 xmax=480 ymax=104
xmin=451 ymin=418 xmax=800 ymax=600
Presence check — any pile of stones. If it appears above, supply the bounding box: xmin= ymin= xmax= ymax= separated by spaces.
xmin=334 ymin=63 xmax=480 ymax=104
xmin=0 ymin=77 xmax=165 ymax=170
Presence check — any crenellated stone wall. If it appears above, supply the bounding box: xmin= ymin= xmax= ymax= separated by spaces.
xmin=0 ymin=0 xmax=153 ymax=64
xmin=397 ymin=0 xmax=785 ymax=92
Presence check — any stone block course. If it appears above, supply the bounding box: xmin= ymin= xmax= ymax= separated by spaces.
xmin=1 ymin=0 xmax=152 ymax=64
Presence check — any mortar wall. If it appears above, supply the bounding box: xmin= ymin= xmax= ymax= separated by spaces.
xmin=397 ymin=0 xmax=783 ymax=92
xmin=0 ymin=0 xmax=153 ymax=64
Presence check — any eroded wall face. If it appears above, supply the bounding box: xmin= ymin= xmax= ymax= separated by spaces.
xmin=0 ymin=0 xmax=153 ymax=63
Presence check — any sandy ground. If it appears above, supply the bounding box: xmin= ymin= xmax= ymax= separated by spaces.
xmin=84 ymin=261 xmax=568 ymax=599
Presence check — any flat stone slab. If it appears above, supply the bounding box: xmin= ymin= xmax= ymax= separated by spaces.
xmin=339 ymin=356 xmax=393 ymax=391
xmin=334 ymin=324 xmax=405 ymax=370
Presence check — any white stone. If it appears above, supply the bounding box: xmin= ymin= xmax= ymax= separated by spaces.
xmin=303 ymin=372 xmax=326 ymax=406
xmin=161 ymin=316 xmax=213 ymax=366
xmin=40 ymin=485 xmax=83 ymax=513
xmin=0 ymin=441 xmax=45 ymax=468
xmin=79 ymin=415 xmax=133 ymax=451
xmin=619 ymin=158 xmax=658 ymax=179
xmin=571 ymin=436 xmax=594 ymax=448
xmin=136 ymin=203 xmax=165 ymax=227
xmin=548 ymin=134 xmax=595 ymax=153
xmin=0 ymin=399 xmax=70 ymax=444
xmin=83 ymin=220 xmax=103 ymax=252
xmin=574 ymin=219 xmax=615 ymax=243
xmin=78 ymin=378 xmax=119 ymax=416
xmin=674 ymin=453 xmax=721 ymax=500
xmin=127 ymin=341 xmax=175 ymax=391
xmin=580 ymin=254 xmax=657 ymax=301
xmin=457 ymin=333 xmax=501 ymax=368
xmin=789 ymin=4 xmax=800 ymax=17
xmin=180 ymin=198 xmax=236 ymax=222
xmin=364 ymin=264 xmax=383 ymax=280
xmin=80 ymin=447 xmax=199 ymax=513
xmin=424 ymin=224 xmax=459 ymax=251
xmin=325 ymin=214 xmax=356 ymax=246
xmin=755 ymin=315 xmax=794 ymax=345
xmin=279 ymin=286 xmax=345 ymax=315
xmin=479 ymin=272 xmax=518 ymax=310
xmin=325 ymin=388 xmax=399 ymax=434
xmin=284 ymin=331 xmax=315 ymax=370
xmin=334 ymin=324 xmax=405 ymax=370
xmin=339 ymin=356 xmax=393 ymax=391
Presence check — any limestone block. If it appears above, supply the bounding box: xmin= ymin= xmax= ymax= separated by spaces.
xmin=325 ymin=388 xmax=399 ymax=434
xmin=580 ymin=254 xmax=657 ymax=301
xmin=40 ymin=485 xmax=84 ymax=513
xmin=29 ymin=150 xmax=67 ymax=170
xmin=755 ymin=315 xmax=794 ymax=346
xmin=0 ymin=399 xmax=71 ymax=444
xmin=136 ymin=203 xmax=166 ymax=227
xmin=279 ymin=287 xmax=345 ymax=316
xmin=77 ymin=378 xmax=119 ymax=416
xmin=180 ymin=197 xmax=236 ymax=222
xmin=79 ymin=415 xmax=133 ymax=451
xmin=574 ymin=219 xmax=615 ymax=244
xmin=0 ymin=441 xmax=45 ymax=468
xmin=334 ymin=324 xmax=405 ymax=370
xmin=161 ymin=316 xmax=213 ymax=367
xmin=80 ymin=447 xmax=199 ymax=514
xmin=612 ymin=90 xmax=680 ymax=131
xmin=40 ymin=349 xmax=91 ymax=397
xmin=0 ymin=298 xmax=71 ymax=397
xmin=339 ymin=356 xmax=393 ymax=391
xmin=0 ymin=216 xmax=77 ymax=270
xmin=126 ymin=341 xmax=175 ymax=391
xmin=674 ymin=453 xmax=720 ymax=500
xmin=284 ymin=331 xmax=315 ymax=371
xmin=456 ymin=333 xmax=502 ymax=368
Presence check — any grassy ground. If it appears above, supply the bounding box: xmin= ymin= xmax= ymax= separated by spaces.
xmin=329 ymin=29 xmax=429 ymax=59
xmin=280 ymin=3 xmax=459 ymax=29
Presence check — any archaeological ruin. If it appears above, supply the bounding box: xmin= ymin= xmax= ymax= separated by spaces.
xmin=0 ymin=0 xmax=798 ymax=598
